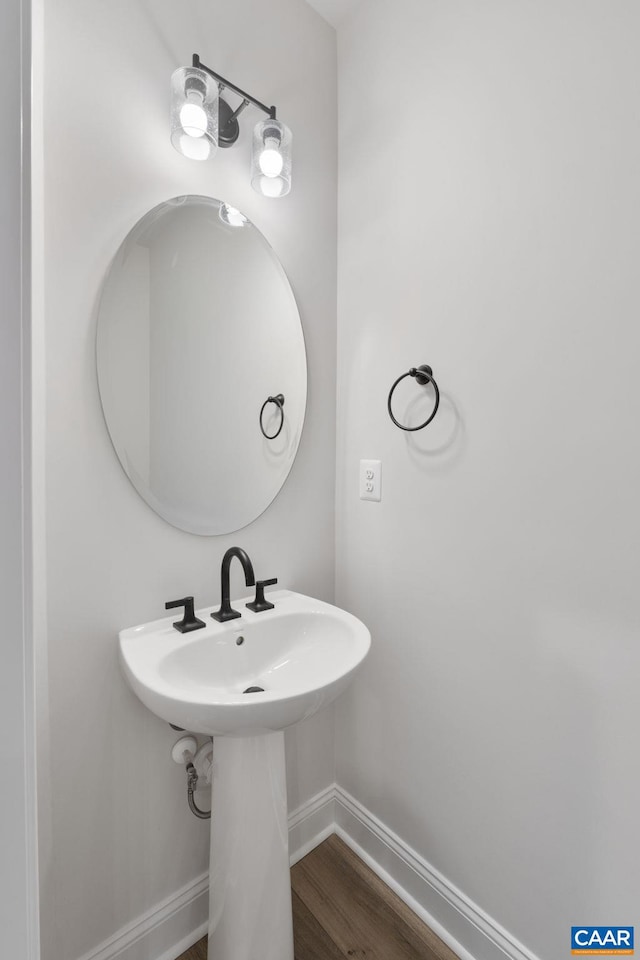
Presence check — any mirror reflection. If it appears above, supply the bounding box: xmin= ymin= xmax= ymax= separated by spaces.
xmin=96 ymin=196 xmax=307 ymax=535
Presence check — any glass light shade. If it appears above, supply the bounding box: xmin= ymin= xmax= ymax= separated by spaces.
xmin=170 ymin=66 xmax=218 ymax=161
xmin=251 ymin=120 xmax=292 ymax=198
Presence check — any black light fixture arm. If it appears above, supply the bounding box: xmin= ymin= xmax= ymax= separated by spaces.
xmin=193 ymin=53 xmax=277 ymax=120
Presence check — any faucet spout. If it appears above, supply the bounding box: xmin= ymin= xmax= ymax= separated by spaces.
xmin=211 ymin=547 xmax=256 ymax=623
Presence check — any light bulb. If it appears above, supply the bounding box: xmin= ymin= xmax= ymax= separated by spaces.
xmin=258 ymin=176 xmax=285 ymax=198
xmin=179 ymin=98 xmax=207 ymax=138
xmin=259 ymin=138 xmax=284 ymax=177
xmin=179 ymin=134 xmax=211 ymax=161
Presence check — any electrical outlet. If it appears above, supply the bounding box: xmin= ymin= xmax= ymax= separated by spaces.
xmin=359 ymin=459 xmax=381 ymax=501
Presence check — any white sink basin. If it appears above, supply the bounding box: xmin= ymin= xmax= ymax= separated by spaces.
xmin=119 ymin=590 xmax=370 ymax=736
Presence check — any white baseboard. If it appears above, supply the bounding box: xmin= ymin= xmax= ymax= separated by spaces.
xmin=76 ymin=782 xmax=541 ymax=960
xmin=288 ymin=784 xmax=336 ymax=865
xmin=75 ymin=871 xmax=209 ymax=960
xmin=334 ymin=785 xmax=542 ymax=960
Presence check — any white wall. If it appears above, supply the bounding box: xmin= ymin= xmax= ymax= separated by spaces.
xmin=0 ymin=0 xmax=39 ymax=957
xmin=335 ymin=2 xmax=640 ymax=958
xmin=36 ymin=1 xmax=336 ymax=958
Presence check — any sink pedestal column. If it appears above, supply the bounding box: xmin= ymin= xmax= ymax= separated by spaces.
xmin=208 ymin=731 xmax=294 ymax=960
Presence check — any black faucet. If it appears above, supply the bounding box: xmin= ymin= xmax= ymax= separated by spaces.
xmin=211 ymin=547 xmax=256 ymax=623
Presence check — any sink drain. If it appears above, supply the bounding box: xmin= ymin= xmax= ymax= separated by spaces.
xmin=243 ymin=685 xmax=265 ymax=694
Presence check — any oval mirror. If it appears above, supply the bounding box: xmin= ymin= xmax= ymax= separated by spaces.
xmin=96 ymin=196 xmax=307 ymax=535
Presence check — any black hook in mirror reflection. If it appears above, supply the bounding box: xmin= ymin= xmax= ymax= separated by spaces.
xmin=260 ymin=394 xmax=285 ymax=440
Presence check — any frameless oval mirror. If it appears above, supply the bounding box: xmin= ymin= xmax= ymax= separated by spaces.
xmin=96 ymin=196 xmax=306 ymax=535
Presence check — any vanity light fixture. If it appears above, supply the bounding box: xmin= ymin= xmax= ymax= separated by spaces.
xmin=171 ymin=54 xmax=292 ymax=198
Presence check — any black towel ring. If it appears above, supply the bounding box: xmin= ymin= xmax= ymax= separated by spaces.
xmin=260 ymin=394 xmax=285 ymax=439
xmin=388 ymin=365 xmax=440 ymax=431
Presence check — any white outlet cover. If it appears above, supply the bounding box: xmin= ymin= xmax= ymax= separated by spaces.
xmin=359 ymin=459 xmax=381 ymax=501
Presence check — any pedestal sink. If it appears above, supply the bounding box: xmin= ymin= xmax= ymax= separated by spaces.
xmin=119 ymin=590 xmax=370 ymax=960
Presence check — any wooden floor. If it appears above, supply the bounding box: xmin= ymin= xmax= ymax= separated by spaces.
xmin=177 ymin=834 xmax=459 ymax=960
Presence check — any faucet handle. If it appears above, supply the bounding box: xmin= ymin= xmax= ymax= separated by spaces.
xmin=165 ymin=597 xmax=206 ymax=633
xmin=246 ymin=578 xmax=278 ymax=614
